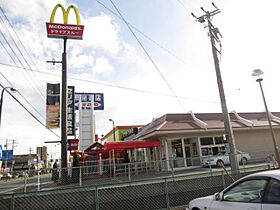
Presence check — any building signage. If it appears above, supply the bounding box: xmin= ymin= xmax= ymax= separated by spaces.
xmin=68 ymin=139 xmax=79 ymax=151
xmin=46 ymin=83 xmax=60 ymax=128
xmin=75 ymin=93 xmax=104 ymax=110
xmin=0 ymin=145 xmax=2 ymax=160
xmin=46 ymin=4 xmax=84 ymax=40
xmin=2 ymin=150 xmax=13 ymax=161
xmin=67 ymin=86 xmax=75 ymax=136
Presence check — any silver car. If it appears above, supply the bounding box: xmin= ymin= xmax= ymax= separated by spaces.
xmin=187 ymin=169 xmax=280 ymax=210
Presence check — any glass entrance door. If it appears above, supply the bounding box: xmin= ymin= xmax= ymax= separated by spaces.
xmin=184 ymin=138 xmax=200 ymax=167
xmin=171 ymin=139 xmax=184 ymax=168
xmin=184 ymin=145 xmax=192 ymax=166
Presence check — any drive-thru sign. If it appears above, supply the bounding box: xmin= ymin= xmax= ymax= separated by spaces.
xmin=46 ymin=4 xmax=84 ymax=40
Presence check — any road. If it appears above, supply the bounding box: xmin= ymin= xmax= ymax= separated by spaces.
xmin=0 ymin=173 xmax=52 ymax=194
xmin=0 ymin=162 xmax=272 ymax=194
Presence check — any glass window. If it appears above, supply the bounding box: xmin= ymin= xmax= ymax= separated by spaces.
xmin=264 ymin=178 xmax=280 ymax=204
xmin=214 ymin=136 xmax=224 ymax=144
xmin=200 ymin=137 xmax=213 ymax=145
xmin=201 ymin=147 xmax=213 ymax=156
xmin=192 ymin=142 xmax=198 ymax=156
xmin=223 ymin=179 xmax=267 ymax=203
xmin=171 ymin=139 xmax=183 ymax=158
xmin=184 ymin=138 xmax=191 ymax=145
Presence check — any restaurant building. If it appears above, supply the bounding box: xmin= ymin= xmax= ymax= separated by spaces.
xmin=129 ymin=111 xmax=280 ymax=170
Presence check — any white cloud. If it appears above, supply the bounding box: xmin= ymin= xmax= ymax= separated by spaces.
xmin=82 ymin=14 xmax=120 ymax=55
xmin=69 ymin=54 xmax=94 ymax=69
xmin=92 ymin=57 xmax=114 ymax=75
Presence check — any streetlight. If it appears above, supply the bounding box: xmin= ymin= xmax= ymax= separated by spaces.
xmin=0 ymin=86 xmax=17 ymax=170
xmin=252 ymin=69 xmax=280 ymax=168
xmin=0 ymin=87 xmax=17 ymax=128
xmin=109 ymin=118 xmax=116 ymax=176
xmin=109 ymin=119 xmax=116 ymax=142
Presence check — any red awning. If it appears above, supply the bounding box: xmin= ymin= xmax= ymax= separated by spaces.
xmin=104 ymin=139 xmax=160 ymax=150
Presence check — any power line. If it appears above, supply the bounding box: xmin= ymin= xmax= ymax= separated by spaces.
xmin=0 ymin=62 xmax=219 ymax=104
xmin=0 ymin=82 xmax=59 ymax=139
xmin=0 ymin=6 xmax=42 ymax=72
xmin=95 ymin=0 xmax=193 ymax=69
xmin=175 ymin=0 xmax=189 ymax=11
xmin=109 ymin=0 xmax=187 ymax=112
xmin=0 ymin=7 xmax=45 ymax=100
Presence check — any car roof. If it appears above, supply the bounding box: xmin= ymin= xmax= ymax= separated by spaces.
xmin=245 ymin=169 xmax=280 ymax=180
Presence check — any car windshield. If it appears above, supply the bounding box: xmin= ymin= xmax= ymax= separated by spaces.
xmin=223 ymin=179 xmax=267 ymax=203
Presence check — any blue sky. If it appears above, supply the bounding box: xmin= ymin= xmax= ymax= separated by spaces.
xmin=1 ymin=0 xmax=280 ymax=157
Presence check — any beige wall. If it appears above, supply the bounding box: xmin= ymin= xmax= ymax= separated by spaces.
xmin=159 ymin=127 xmax=280 ymax=162
xmin=234 ymin=128 xmax=280 ymax=161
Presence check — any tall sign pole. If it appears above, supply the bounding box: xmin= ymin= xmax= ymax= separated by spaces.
xmin=46 ymin=4 xmax=84 ymax=183
xmin=192 ymin=3 xmax=239 ymax=172
xmin=61 ymin=36 xmax=68 ymax=182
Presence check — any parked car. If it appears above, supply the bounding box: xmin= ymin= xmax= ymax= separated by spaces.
xmin=1 ymin=172 xmax=12 ymax=179
xmin=186 ymin=169 xmax=280 ymax=210
xmin=201 ymin=150 xmax=251 ymax=167
xmin=12 ymin=172 xmax=19 ymax=178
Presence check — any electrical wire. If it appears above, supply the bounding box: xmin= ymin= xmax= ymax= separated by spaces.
xmin=0 ymin=82 xmax=60 ymax=138
xmin=0 ymin=6 xmax=43 ymax=73
xmin=0 ymin=71 xmax=48 ymax=128
xmin=95 ymin=0 xmax=193 ymax=68
xmin=0 ymin=62 xmax=219 ymax=104
xmin=109 ymin=0 xmax=187 ymax=112
xmin=0 ymin=7 xmax=45 ymax=100
xmin=2 ymin=77 xmax=46 ymax=121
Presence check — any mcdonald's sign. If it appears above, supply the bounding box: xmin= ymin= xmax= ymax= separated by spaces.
xmin=46 ymin=4 xmax=84 ymax=40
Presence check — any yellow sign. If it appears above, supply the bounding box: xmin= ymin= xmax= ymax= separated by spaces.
xmin=46 ymin=4 xmax=84 ymax=40
xmin=50 ymin=3 xmax=81 ymax=25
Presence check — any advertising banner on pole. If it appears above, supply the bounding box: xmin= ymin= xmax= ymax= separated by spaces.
xmin=46 ymin=83 xmax=60 ymax=128
xmin=74 ymin=93 xmax=104 ymax=110
xmin=67 ymin=86 xmax=75 ymax=136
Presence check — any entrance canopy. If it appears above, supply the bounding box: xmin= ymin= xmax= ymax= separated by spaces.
xmin=104 ymin=139 xmax=160 ymax=150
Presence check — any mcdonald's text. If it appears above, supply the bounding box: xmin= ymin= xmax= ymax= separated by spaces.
xmin=46 ymin=23 xmax=84 ymax=40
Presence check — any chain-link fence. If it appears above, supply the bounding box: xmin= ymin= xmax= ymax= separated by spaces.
xmin=0 ymin=154 xmax=276 ymax=194
xmin=0 ymin=163 xmax=274 ymax=210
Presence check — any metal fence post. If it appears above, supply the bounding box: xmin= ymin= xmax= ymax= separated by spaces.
xmin=170 ymin=159 xmax=174 ymax=178
xmin=79 ymin=166 xmax=82 ymax=187
xmin=95 ymin=186 xmax=99 ymax=210
xmin=24 ymin=171 xmax=27 ymax=193
xmin=164 ymin=178 xmax=170 ymax=210
xmin=221 ymin=171 xmax=226 ymax=189
xmin=37 ymin=170 xmax=40 ymax=191
xmin=128 ymin=163 xmax=131 ymax=182
xmin=10 ymin=194 xmax=15 ymax=210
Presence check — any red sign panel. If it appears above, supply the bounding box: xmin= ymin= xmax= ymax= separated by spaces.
xmin=46 ymin=23 xmax=84 ymax=40
xmin=68 ymin=139 xmax=79 ymax=150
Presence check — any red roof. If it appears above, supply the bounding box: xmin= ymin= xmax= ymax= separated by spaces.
xmin=104 ymin=139 xmax=160 ymax=150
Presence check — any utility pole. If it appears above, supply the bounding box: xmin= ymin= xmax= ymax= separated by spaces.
xmin=46 ymin=37 xmax=68 ymax=183
xmin=192 ymin=3 xmax=239 ymax=172
xmin=28 ymin=147 xmax=33 ymax=173
xmin=61 ymin=36 xmax=68 ymax=183
xmin=4 ymin=139 xmax=8 ymax=169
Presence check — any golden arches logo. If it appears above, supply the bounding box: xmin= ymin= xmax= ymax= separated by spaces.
xmin=50 ymin=4 xmax=81 ymax=25
xmin=46 ymin=3 xmax=84 ymax=40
